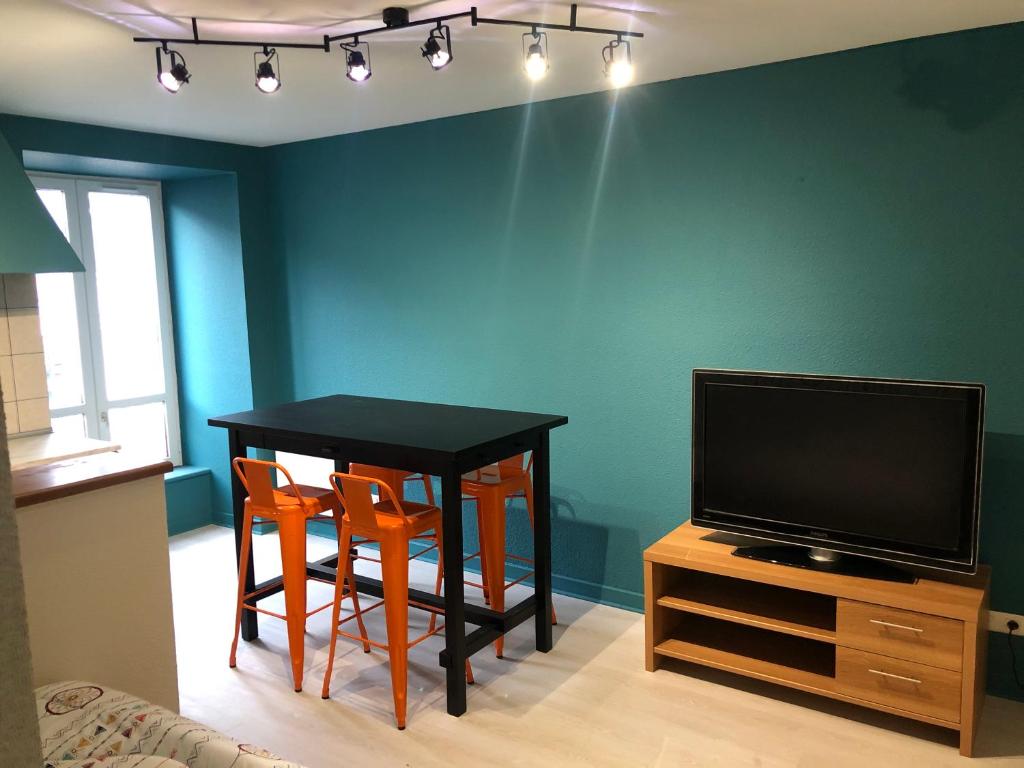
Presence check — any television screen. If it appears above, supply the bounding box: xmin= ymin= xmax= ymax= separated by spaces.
xmin=692 ymin=371 xmax=984 ymax=573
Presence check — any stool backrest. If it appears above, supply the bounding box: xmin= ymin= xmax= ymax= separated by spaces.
xmin=329 ymin=471 xmax=405 ymax=532
xmin=232 ymin=458 xmax=306 ymax=514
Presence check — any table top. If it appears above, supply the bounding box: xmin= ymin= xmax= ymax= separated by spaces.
xmin=209 ymin=394 xmax=568 ymax=456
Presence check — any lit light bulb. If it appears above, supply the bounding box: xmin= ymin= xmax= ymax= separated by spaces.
xmin=159 ymin=71 xmax=182 ymax=93
xmin=157 ymin=51 xmax=190 ymax=94
xmin=524 ymin=43 xmax=547 ymax=81
xmin=607 ymin=59 xmax=634 ymax=88
xmin=428 ymin=49 xmax=450 ymax=69
xmin=346 ymin=50 xmax=371 ymax=82
xmin=255 ymin=61 xmax=280 ymax=93
xmin=422 ymin=30 xmax=452 ymax=71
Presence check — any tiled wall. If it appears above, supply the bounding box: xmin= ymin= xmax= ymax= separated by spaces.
xmin=0 ymin=275 xmax=51 ymax=435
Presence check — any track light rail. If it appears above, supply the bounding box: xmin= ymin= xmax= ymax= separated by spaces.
xmin=326 ymin=10 xmax=475 ymax=43
xmin=133 ymin=4 xmax=642 ymax=50
xmin=471 ymin=5 xmax=643 ymax=39
xmin=133 ymin=17 xmax=331 ymax=51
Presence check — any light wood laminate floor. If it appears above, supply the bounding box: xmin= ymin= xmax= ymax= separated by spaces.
xmin=169 ymin=526 xmax=1024 ymax=767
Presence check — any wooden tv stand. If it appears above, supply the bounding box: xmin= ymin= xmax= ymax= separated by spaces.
xmin=644 ymin=522 xmax=989 ymax=756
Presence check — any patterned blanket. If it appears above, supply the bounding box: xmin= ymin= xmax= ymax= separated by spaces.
xmin=37 ymin=681 xmax=306 ymax=768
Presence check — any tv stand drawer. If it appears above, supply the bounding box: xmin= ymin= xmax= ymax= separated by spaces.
xmin=836 ymin=647 xmax=961 ymax=723
xmin=837 ymin=599 xmax=963 ymax=671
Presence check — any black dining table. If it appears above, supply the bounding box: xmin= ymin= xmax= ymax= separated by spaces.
xmin=209 ymin=394 xmax=568 ymax=716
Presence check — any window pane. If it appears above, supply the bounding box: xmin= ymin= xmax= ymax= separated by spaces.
xmin=36 ymin=273 xmax=86 ymax=409
xmin=107 ymin=402 xmax=169 ymax=459
xmin=36 ymin=188 xmax=71 ymax=239
xmin=87 ymin=191 xmax=166 ymax=401
xmin=34 ymin=187 xmax=87 ymax=411
xmin=51 ymin=413 xmax=87 ymax=439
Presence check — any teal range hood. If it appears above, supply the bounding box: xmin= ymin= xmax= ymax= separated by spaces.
xmin=0 ymin=130 xmax=83 ymax=273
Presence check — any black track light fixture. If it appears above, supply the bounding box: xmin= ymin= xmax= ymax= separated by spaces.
xmin=342 ymin=39 xmax=371 ymax=82
xmin=522 ymin=29 xmax=549 ymax=82
xmin=156 ymin=44 xmax=190 ymax=93
xmin=134 ymin=6 xmax=643 ymax=94
xmin=254 ymin=46 xmax=281 ymax=93
xmin=602 ymin=36 xmax=633 ymax=88
xmin=422 ymin=23 xmax=452 ymax=70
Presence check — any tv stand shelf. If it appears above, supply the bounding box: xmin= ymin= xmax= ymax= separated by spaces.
xmin=644 ymin=522 xmax=989 ymax=757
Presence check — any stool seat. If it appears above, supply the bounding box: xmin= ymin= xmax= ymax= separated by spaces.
xmin=462 ymin=464 xmax=526 ymax=486
xmin=275 ymin=484 xmax=342 ymax=515
xmin=366 ymin=500 xmax=440 ymax=533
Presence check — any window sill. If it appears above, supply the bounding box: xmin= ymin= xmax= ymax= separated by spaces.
xmin=164 ymin=465 xmax=212 ymax=484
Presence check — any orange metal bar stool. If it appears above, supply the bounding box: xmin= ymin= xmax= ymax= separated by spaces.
xmin=348 ymin=463 xmax=435 ymax=505
xmin=321 ymin=471 xmax=472 ymax=729
xmin=458 ymin=453 xmax=556 ymax=658
xmin=229 ymin=458 xmax=366 ymax=692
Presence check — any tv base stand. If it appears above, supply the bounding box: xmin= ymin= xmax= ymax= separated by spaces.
xmin=644 ymin=522 xmax=989 ymax=757
xmin=732 ymin=542 xmax=917 ymax=583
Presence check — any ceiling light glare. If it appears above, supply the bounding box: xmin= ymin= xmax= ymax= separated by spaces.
xmin=522 ymin=30 xmax=549 ymax=82
xmin=602 ymin=37 xmax=634 ymax=88
xmin=344 ymin=41 xmax=371 ymax=83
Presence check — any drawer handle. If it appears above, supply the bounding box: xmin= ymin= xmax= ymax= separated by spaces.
xmin=869 ymin=619 xmax=924 ymax=633
xmin=868 ymin=668 xmax=922 ymax=685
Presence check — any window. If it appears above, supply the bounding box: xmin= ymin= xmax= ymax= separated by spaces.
xmin=274 ymin=452 xmax=334 ymax=486
xmin=31 ymin=173 xmax=182 ymax=464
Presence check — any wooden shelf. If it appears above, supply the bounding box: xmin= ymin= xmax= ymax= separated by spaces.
xmin=661 ymin=612 xmax=835 ymax=675
xmin=655 ymin=637 xmax=835 ymax=695
xmin=656 ymin=570 xmax=836 ymax=643
xmin=644 ymin=522 xmax=990 ymax=757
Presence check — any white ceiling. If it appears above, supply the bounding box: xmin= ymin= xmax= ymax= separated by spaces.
xmin=0 ymin=1 xmax=1022 ymax=147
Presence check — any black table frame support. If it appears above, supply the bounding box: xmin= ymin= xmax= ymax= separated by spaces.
xmin=224 ymin=422 xmax=556 ymax=717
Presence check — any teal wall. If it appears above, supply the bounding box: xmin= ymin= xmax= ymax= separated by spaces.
xmin=164 ymin=467 xmax=213 ymax=535
xmin=164 ymin=173 xmax=253 ymax=527
xmin=266 ymin=21 xmax=1024 ymax=609
xmin=266 ymin=23 xmax=1024 ymax=693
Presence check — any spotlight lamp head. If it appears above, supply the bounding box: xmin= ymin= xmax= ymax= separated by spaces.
xmin=156 ymin=44 xmax=190 ymax=93
xmin=342 ymin=39 xmax=371 ymax=83
xmin=602 ymin=36 xmax=634 ymax=88
xmin=254 ymin=46 xmax=281 ymax=93
xmin=522 ymin=29 xmax=549 ymax=82
xmin=422 ymin=24 xmax=452 ymax=70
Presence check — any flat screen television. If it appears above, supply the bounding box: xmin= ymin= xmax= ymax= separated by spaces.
xmin=691 ymin=370 xmax=985 ymax=580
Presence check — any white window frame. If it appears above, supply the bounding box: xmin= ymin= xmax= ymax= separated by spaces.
xmin=29 ymin=171 xmax=183 ymax=465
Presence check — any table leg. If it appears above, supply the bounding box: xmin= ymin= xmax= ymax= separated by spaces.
xmin=441 ymin=466 xmax=467 ymax=716
xmin=533 ymin=431 xmax=553 ymax=652
xmin=229 ymin=430 xmax=258 ymax=641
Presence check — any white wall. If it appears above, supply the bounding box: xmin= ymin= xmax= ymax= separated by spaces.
xmin=17 ymin=475 xmax=179 ymax=711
